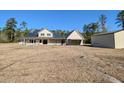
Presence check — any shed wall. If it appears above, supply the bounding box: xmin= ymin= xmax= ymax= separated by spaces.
xmin=91 ymin=34 xmax=115 ymax=48
xmin=114 ymin=31 xmax=124 ymax=48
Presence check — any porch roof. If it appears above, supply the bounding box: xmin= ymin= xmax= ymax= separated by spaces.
xmin=20 ymin=37 xmax=66 ymax=40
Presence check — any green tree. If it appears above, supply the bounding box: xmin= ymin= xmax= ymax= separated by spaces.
xmin=4 ymin=18 xmax=17 ymax=41
xmin=22 ymin=28 xmax=30 ymax=37
xmin=99 ymin=14 xmax=107 ymax=32
xmin=88 ymin=22 xmax=99 ymax=33
xmin=82 ymin=24 xmax=90 ymax=43
xmin=6 ymin=18 xmax=17 ymax=30
xmin=83 ymin=22 xmax=99 ymax=43
xmin=14 ymin=29 xmax=22 ymax=41
xmin=116 ymin=10 xmax=124 ymax=30
xmin=20 ymin=21 xmax=29 ymax=37
xmin=83 ymin=24 xmax=88 ymax=33
xmin=20 ymin=21 xmax=27 ymax=30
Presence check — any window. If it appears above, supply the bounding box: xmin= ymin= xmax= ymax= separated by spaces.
xmin=39 ymin=40 xmax=42 ymax=43
xmin=41 ymin=33 xmax=44 ymax=36
xmin=47 ymin=33 xmax=51 ymax=36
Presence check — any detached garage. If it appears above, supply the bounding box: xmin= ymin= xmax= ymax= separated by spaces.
xmin=66 ymin=30 xmax=84 ymax=45
xmin=91 ymin=30 xmax=124 ymax=49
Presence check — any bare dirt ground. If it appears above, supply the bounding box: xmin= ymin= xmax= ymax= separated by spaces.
xmin=0 ymin=43 xmax=124 ymax=83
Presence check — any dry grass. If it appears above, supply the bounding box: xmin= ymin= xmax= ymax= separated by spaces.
xmin=0 ymin=43 xmax=124 ymax=83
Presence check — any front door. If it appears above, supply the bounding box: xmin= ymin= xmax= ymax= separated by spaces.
xmin=43 ymin=39 xmax=48 ymax=44
xmin=61 ymin=40 xmax=65 ymax=45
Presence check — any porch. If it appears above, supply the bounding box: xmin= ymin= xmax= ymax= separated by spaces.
xmin=19 ymin=37 xmax=66 ymax=45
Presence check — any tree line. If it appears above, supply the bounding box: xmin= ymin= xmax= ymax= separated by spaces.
xmin=0 ymin=10 xmax=124 ymax=43
xmin=0 ymin=18 xmax=70 ymax=43
xmin=0 ymin=18 xmax=29 ymax=43
xmin=83 ymin=10 xmax=124 ymax=43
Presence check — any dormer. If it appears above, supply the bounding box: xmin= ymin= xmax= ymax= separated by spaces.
xmin=38 ymin=29 xmax=53 ymax=37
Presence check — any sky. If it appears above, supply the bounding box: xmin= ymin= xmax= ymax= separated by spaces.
xmin=0 ymin=10 xmax=121 ymax=32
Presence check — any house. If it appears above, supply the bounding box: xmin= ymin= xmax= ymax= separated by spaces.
xmin=19 ymin=28 xmax=83 ymax=45
xmin=91 ymin=30 xmax=124 ymax=48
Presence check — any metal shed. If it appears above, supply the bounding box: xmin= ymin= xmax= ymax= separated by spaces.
xmin=91 ymin=30 xmax=124 ymax=48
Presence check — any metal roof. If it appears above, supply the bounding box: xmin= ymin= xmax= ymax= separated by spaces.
xmin=28 ymin=29 xmax=66 ymax=39
xmin=28 ymin=28 xmax=83 ymax=39
xmin=93 ymin=30 xmax=124 ymax=36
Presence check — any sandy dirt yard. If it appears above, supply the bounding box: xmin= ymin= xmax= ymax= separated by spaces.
xmin=0 ymin=43 xmax=124 ymax=83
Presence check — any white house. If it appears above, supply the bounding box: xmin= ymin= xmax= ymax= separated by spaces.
xmin=19 ymin=28 xmax=84 ymax=45
xmin=91 ymin=30 xmax=124 ymax=48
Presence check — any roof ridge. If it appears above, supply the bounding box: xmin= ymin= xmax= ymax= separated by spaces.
xmin=93 ymin=30 xmax=124 ymax=36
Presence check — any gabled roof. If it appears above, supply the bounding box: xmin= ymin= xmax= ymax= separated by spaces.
xmin=28 ymin=29 xmax=66 ymax=39
xmin=66 ymin=30 xmax=83 ymax=39
xmin=93 ymin=30 xmax=124 ymax=36
xmin=66 ymin=31 xmax=73 ymax=38
xmin=28 ymin=29 xmax=40 ymax=37
xmin=28 ymin=28 xmax=83 ymax=39
xmin=38 ymin=28 xmax=53 ymax=34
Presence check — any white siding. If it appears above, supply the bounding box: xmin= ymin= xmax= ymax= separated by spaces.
xmin=67 ymin=31 xmax=83 ymax=40
xmin=20 ymin=30 xmax=84 ymax=46
xmin=91 ymin=34 xmax=115 ymax=48
xmin=114 ymin=31 xmax=124 ymax=48
xmin=38 ymin=29 xmax=53 ymax=37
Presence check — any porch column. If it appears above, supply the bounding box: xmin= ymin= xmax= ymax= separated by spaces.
xmin=66 ymin=39 xmax=68 ymax=45
xmin=67 ymin=39 xmax=70 ymax=45
xmin=38 ymin=39 xmax=40 ymax=44
xmin=41 ymin=39 xmax=43 ymax=44
xmin=25 ymin=38 xmax=26 ymax=45
xmin=48 ymin=39 xmax=49 ymax=45
xmin=33 ymin=38 xmax=35 ymax=44
xmin=37 ymin=39 xmax=39 ymax=45
xmin=33 ymin=39 xmax=34 ymax=44
xmin=23 ymin=38 xmax=25 ymax=45
xmin=80 ymin=40 xmax=83 ymax=45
